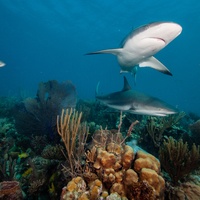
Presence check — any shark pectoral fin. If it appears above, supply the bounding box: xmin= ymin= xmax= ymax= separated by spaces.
xmin=138 ymin=56 xmax=172 ymax=76
xmin=85 ymin=48 xmax=123 ymax=56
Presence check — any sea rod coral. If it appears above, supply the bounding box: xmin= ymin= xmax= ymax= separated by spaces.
xmin=57 ymin=108 xmax=89 ymax=177
xmin=159 ymin=136 xmax=200 ymax=185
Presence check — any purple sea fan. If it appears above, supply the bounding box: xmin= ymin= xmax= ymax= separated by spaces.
xmin=14 ymin=80 xmax=77 ymax=141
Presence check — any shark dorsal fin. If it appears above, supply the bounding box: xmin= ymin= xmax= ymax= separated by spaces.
xmin=122 ymin=77 xmax=131 ymax=91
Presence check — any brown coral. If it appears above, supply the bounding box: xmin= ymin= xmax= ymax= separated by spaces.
xmin=159 ymin=136 xmax=200 ymax=185
xmin=61 ymin=177 xmax=88 ymax=200
xmin=134 ymin=151 xmax=160 ymax=173
xmin=126 ymin=181 xmax=155 ymax=200
xmin=124 ymin=169 xmax=138 ymax=185
xmin=89 ymin=179 xmax=102 ymax=200
xmin=140 ymin=168 xmax=165 ymax=198
xmin=122 ymin=145 xmax=134 ymax=169
xmin=0 ymin=181 xmax=23 ymax=199
xmin=165 ymin=181 xmax=200 ymax=200
xmin=61 ymin=127 xmax=165 ymax=199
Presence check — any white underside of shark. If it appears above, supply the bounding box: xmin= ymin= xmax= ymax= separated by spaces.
xmin=86 ymin=22 xmax=182 ymax=77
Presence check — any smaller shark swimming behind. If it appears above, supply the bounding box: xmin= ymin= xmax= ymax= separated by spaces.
xmin=96 ymin=77 xmax=178 ymax=116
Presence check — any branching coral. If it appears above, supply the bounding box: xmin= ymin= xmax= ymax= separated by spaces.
xmin=159 ymin=136 xmax=200 ymax=185
xmin=0 ymin=156 xmax=17 ymax=182
xmin=57 ymin=108 xmax=89 ymax=177
xmin=146 ymin=112 xmax=185 ymax=147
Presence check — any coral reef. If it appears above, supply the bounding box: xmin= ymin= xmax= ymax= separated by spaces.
xmin=20 ymin=155 xmax=63 ymax=199
xmin=146 ymin=112 xmax=185 ymax=148
xmin=0 ymin=97 xmax=18 ymax=118
xmin=189 ymin=119 xmax=200 ymax=144
xmin=0 ymin=156 xmax=17 ymax=181
xmin=14 ymin=80 xmax=77 ymax=141
xmin=165 ymin=181 xmax=200 ymax=200
xmin=0 ymin=181 xmax=23 ymax=200
xmin=159 ymin=136 xmax=200 ymax=185
xmin=1 ymin=80 xmax=200 ymax=199
xmin=61 ymin=129 xmax=165 ymax=200
xmin=41 ymin=144 xmax=65 ymax=160
xmin=57 ymin=108 xmax=89 ymax=177
xmin=0 ymin=118 xmax=16 ymax=138
xmin=76 ymin=99 xmax=119 ymax=130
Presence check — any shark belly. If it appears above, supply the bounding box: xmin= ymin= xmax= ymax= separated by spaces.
xmin=117 ymin=50 xmax=142 ymax=72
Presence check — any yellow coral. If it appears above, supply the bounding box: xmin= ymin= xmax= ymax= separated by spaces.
xmin=107 ymin=142 xmax=122 ymax=155
xmin=78 ymin=193 xmax=89 ymax=200
xmin=66 ymin=181 xmax=77 ymax=192
xmin=124 ymin=169 xmax=138 ymax=185
xmin=134 ymin=151 xmax=160 ymax=173
xmin=110 ymin=183 xmax=126 ymax=197
xmin=74 ymin=176 xmax=83 ymax=184
xmin=122 ymin=145 xmax=134 ymax=169
xmin=99 ymin=150 xmax=116 ymax=168
xmin=115 ymin=170 xmax=123 ymax=183
xmin=140 ymin=168 xmax=165 ymax=198
xmin=89 ymin=179 xmax=102 ymax=200
xmin=101 ymin=190 xmax=109 ymax=198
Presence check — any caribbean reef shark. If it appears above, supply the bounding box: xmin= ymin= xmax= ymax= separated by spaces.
xmin=96 ymin=77 xmax=178 ymax=116
xmin=86 ymin=21 xmax=182 ymax=78
xmin=0 ymin=60 xmax=5 ymax=67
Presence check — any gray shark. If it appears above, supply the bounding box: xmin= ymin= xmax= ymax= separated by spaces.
xmin=86 ymin=22 xmax=182 ymax=78
xmin=0 ymin=60 xmax=5 ymax=67
xmin=96 ymin=77 xmax=178 ymax=116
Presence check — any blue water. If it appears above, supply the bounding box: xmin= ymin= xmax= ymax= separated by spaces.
xmin=0 ymin=0 xmax=200 ymax=114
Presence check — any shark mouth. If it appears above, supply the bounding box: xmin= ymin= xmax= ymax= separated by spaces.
xmin=151 ymin=37 xmax=166 ymax=44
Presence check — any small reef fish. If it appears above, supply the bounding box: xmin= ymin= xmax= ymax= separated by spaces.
xmin=0 ymin=60 xmax=6 ymax=67
xmin=96 ymin=76 xmax=178 ymax=117
xmin=86 ymin=21 xmax=182 ymax=80
xmin=18 ymin=152 xmax=29 ymax=159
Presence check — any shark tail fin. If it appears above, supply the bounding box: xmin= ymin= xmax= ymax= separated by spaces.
xmin=139 ymin=56 xmax=172 ymax=76
xmin=85 ymin=48 xmax=122 ymax=56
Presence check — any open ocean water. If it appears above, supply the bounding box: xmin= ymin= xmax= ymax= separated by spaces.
xmin=0 ymin=0 xmax=200 ymax=115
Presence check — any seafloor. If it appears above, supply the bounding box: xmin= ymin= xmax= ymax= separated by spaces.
xmin=0 ymin=80 xmax=200 ymax=200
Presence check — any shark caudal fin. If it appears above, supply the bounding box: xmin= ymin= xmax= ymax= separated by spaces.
xmin=85 ymin=48 xmax=123 ymax=56
xmin=139 ymin=56 xmax=172 ymax=76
